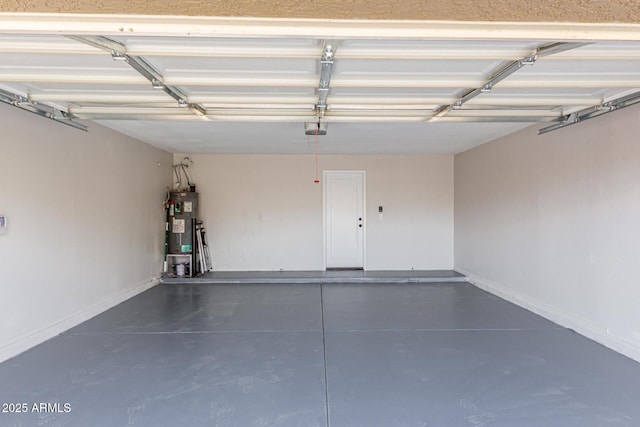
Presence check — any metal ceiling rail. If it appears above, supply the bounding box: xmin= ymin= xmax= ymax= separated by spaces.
xmin=430 ymin=42 xmax=589 ymax=120
xmin=315 ymin=41 xmax=336 ymax=118
xmin=66 ymin=35 xmax=207 ymax=118
xmin=0 ymin=87 xmax=87 ymax=131
xmin=538 ymin=90 xmax=640 ymax=134
xmin=536 ymin=42 xmax=591 ymax=58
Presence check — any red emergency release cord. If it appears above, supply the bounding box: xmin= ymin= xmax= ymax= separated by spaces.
xmin=314 ymin=129 xmax=320 ymax=183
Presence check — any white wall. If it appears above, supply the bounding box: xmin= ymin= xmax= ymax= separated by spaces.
xmin=0 ymin=103 xmax=172 ymax=362
xmin=176 ymin=154 xmax=453 ymax=271
xmin=455 ymin=104 xmax=640 ymax=362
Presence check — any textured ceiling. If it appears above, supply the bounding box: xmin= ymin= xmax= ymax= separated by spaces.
xmin=0 ymin=0 xmax=639 ymax=23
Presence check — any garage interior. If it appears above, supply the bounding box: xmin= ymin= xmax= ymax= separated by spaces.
xmin=1 ymin=2 xmax=640 ymax=426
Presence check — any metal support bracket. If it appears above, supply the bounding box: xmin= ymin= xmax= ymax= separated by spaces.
xmin=315 ymin=42 xmax=336 ymax=118
xmin=0 ymin=87 xmax=87 ymax=131
xmin=539 ymin=91 xmax=640 ymax=134
xmin=431 ymin=42 xmax=590 ymax=119
xmin=67 ymin=35 xmax=207 ymax=118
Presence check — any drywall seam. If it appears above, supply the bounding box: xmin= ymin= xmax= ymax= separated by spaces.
xmin=458 ymin=268 xmax=640 ymax=364
xmin=0 ymin=278 xmax=158 ymax=363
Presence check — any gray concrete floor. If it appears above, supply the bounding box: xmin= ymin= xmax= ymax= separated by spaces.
xmin=1 ymin=281 xmax=640 ymax=426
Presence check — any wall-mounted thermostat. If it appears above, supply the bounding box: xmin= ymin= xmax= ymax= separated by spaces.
xmin=0 ymin=215 xmax=7 ymax=235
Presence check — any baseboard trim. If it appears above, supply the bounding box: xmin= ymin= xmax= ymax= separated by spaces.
xmin=457 ymin=268 xmax=640 ymax=364
xmin=0 ymin=278 xmax=159 ymax=363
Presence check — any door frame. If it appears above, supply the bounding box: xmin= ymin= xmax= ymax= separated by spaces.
xmin=322 ymin=170 xmax=367 ymax=270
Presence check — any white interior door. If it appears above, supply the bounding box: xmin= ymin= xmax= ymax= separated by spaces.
xmin=324 ymin=171 xmax=365 ymax=269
